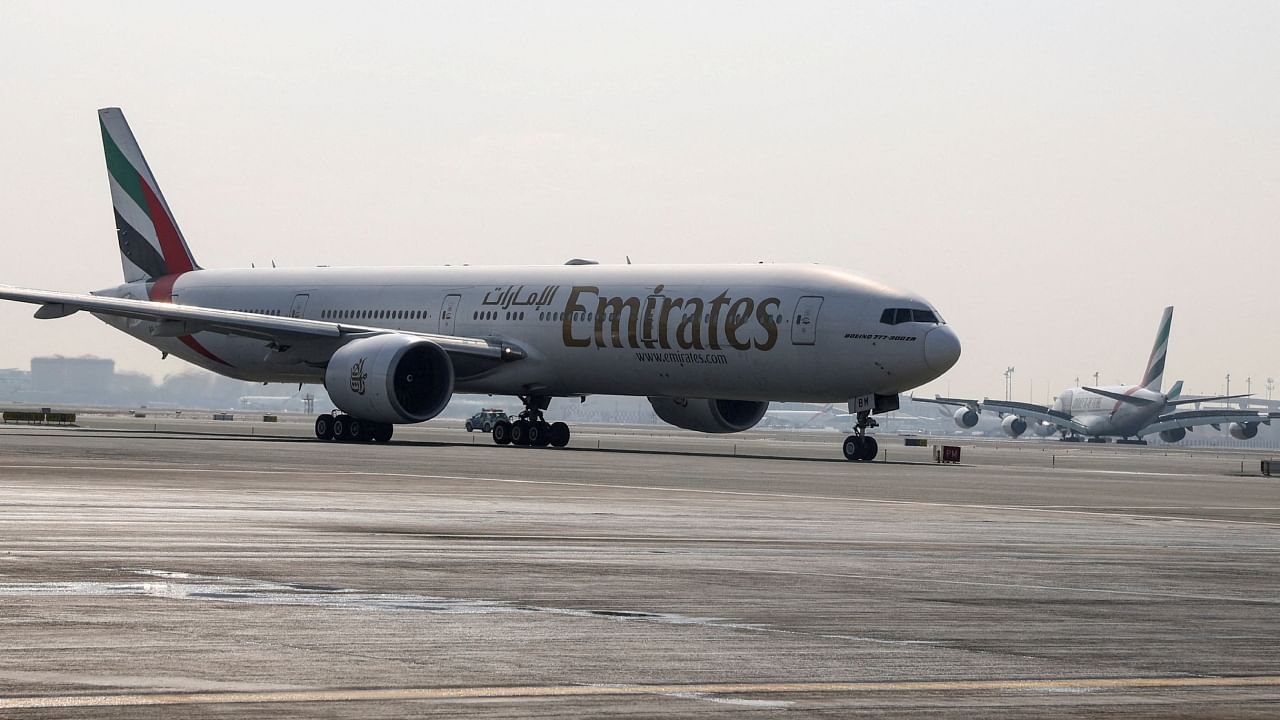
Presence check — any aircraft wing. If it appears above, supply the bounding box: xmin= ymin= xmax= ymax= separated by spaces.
xmin=1141 ymin=409 xmax=1279 ymax=435
xmin=1165 ymin=393 xmax=1252 ymax=407
xmin=978 ymin=399 xmax=1088 ymax=433
xmin=0 ymin=285 xmax=518 ymax=361
xmin=911 ymin=395 xmax=980 ymax=410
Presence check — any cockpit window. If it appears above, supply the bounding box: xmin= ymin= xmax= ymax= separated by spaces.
xmin=880 ymin=307 xmax=945 ymax=325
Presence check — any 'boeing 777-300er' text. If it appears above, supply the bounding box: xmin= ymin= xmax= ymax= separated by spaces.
xmin=0 ymin=108 xmax=962 ymax=461
xmin=917 ymin=307 xmax=1277 ymax=444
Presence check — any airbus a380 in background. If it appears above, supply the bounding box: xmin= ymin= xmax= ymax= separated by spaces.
xmin=919 ymin=307 xmax=1278 ymax=444
xmin=0 ymin=108 xmax=961 ymax=462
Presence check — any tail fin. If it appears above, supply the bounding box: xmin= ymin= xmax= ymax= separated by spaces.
xmin=99 ymin=108 xmax=200 ymax=282
xmin=1167 ymin=379 xmax=1184 ymax=400
xmin=1141 ymin=306 xmax=1173 ymax=391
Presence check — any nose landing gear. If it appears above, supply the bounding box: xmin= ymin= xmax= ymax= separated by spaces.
xmin=842 ymin=411 xmax=879 ymax=462
xmin=492 ymin=395 xmax=571 ymax=448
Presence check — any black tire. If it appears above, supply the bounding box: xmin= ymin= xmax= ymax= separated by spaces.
xmin=492 ymin=420 xmax=512 ymax=445
xmin=549 ymin=421 xmax=570 ymax=448
xmin=465 ymin=422 xmax=473 ymax=432
xmin=331 ymin=416 xmax=348 ymax=442
xmin=315 ymin=415 xmax=333 ymax=440
xmin=842 ymin=435 xmax=863 ymax=461
xmin=511 ymin=419 xmax=531 ymax=446
xmin=529 ymin=421 xmax=551 ymax=447
xmin=858 ymin=436 xmax=879 ymax=462
xmin=482 ymin=422 xmax=493 ymax=433
xmin=346 ymin=418 xmax=364 ymax=442
xmin=372 ymin=423 xmax=394 ymax=443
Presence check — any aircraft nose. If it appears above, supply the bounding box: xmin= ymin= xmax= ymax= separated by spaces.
xmin=924 ymin=325 xmax=961 ymax=373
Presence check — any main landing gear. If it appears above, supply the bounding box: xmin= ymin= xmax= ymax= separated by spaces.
xmin=491 ymin=395 xmax=571 ymax=449
xmin=314 ymin=413 xmax=393 ymax=444
xmin=842 ymin=411 xmax=879 ymax=462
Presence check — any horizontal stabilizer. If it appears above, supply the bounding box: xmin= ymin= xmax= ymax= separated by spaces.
xmin=1082 ymin=386 xmax=1158 ymax=407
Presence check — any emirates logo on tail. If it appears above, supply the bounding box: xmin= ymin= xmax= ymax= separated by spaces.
xmin=350 ymin=358 xmax=368 ymax=395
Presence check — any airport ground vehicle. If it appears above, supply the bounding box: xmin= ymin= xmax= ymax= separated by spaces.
xmin=465 ymin=409 xmax=509 ymax=433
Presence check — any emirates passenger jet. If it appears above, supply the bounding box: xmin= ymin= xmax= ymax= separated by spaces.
xmin=0 ymin=109 xmax=961 ymax=461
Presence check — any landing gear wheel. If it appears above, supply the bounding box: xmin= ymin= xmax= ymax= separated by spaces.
xmin=529 ymin=421 xmax=551 ymax=447
xmin=346 ymin=418 xmax=364 ymax=442
xmin=511 ymin=419 xmax=531 ymax=446
xmin=858 ymin=436 xmax=879 ymax=462
xmin=315 ymin=414 xmax=333 ymax=440
xmin=842 ymin=435 xmax=864 ymax=461
xmin=492 ymin=420 xmax=512 ymax=445
xmin=331 ymin=415 xmax=348 ymax=442
xmin=372 ymin=423 xmax=394 ymax=443
xmin=843 ymin=410 xmax=880 ymax=462
xmin=549 ymin=421 xmax=571 ymax=448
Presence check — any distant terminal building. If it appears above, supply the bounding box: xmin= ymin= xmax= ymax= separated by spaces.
xmin=29 ymin=355 xmax=115 ymax=402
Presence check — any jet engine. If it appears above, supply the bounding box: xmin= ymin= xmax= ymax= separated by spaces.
xmin=1032 ymin=421 xmax=1056 ymax=437
xmin=648 ymin=397 xmax=768 ymax=433
xmin=953 ymin=406 xmax=979 ymax=429
xmin=1229 ymin=422 xmax=1259 ymax=440
xmin=324 ymin=334 xmax=454 ymax=424
xmin=1158 ymin=427 xmax=1187 ymax=443
xmin=1001 ymin=415 xmax=1028 ymax=438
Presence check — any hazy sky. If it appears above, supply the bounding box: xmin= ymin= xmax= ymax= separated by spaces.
xmin=1 ymin=1 xmax=1276 ymax=401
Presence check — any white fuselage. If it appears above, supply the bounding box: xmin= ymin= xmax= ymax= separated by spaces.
xmin=95 ymin=263 xmax=959 ymax=404
xmin=1054 ymin=386 xmax=1167 ymax=437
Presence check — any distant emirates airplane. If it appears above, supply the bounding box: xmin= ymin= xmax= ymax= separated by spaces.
xmin=917 ymin=307 xmax=1277 ymax=444
xmin=0 ymin=108 xmax=961 ymax=462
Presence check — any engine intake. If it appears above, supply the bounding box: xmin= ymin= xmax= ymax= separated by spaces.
xmin=1001 ymin=415 xmax=1027 ymax=438
xmin=1159 ymin=427 xmax=1187 ymax=443
xmin=648 ymin=397 xmax=768 ymax=434
xmin=953 ymin=406 xmax=979 ymax=429
xmin=324 ymin=334 xmax=454 ymax=424
xmin=1229 ymin=422 xmax=1258 ymax=440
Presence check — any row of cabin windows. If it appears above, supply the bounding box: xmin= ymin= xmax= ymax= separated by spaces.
xmin=471 ymin=311 xmax=788 ymax=324
xmin=880 ymin=308 xmax=943 ymax=325
xmin=320 ymin=309 xmax=427 ymax=321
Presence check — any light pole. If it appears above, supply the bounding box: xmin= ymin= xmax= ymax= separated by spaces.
xmin=1093 ymin=371 xmax=1100 ymax=387
xmin=1004 ymin=367 xmax=1015 ymax=401
xmin=1268 ymin=378 xmax=1275 ymax=402
xmin=1226 ymin=373 xmax=1230 ymax=398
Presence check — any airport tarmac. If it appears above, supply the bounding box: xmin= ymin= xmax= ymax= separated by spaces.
xmin=1 ymin=417 xmax=1279 ymax=717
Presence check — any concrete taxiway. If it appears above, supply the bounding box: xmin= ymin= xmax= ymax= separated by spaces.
xmin=1 ymin=417 xmax=1278 ymax=717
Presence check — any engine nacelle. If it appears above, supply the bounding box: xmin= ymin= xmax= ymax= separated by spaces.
xmin=1032 ymin=421 xmax=1056 ymax=437
xmin=1001 ymin=415 xmax=1027 ymax=438
xmin=648 ymin=397 xmax=768 ymax=434
xmin=953 ymin=406 xmax=979 ymax=429
xmin=1229 ymin=422 xmax=1258 ymax=440
xmin=324 ymin=334 xmax=454 ymax=424
xmin=1159 ymin=427 xmax=1187 ymax=443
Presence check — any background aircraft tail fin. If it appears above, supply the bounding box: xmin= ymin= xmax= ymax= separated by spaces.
xmin=99 ymin=108 xmax=200 ymax=283
xmin=1141 ymin=306 xmax=1173 ymax=391
xmin=1167 ymin=379 xmax=1184 ymax=400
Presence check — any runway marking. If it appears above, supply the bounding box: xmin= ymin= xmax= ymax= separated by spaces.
xmin=2 ymin=463 xmax=1279 ymax=528
xmin=3 ymin=676 xmax=1279 ymax=709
